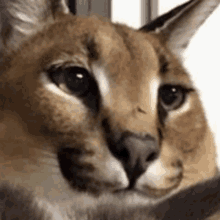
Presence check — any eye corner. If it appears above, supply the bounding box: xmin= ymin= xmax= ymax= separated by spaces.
xmin=46 ymin=65 xmax=64 ymax=86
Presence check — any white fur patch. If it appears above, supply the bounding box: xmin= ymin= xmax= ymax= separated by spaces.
xmin=136 ymin=159 xmax=180 ymax=189
xmin=137 ymin=159 xmax=167 ymax=188
xmin=16 ymin=12 xmax=36 ymax=23
xmin=92 ymin=64 xmax=111 ymax=106
xmin=149 ymin=76 xmax=160 ymax=114
xmin=14 ymin=25 xmax=33 ymax=34
xmin=60 ymin=0 xmax=70 ymax=14
xmin=105 ymin=158 xmax=129 ymax=188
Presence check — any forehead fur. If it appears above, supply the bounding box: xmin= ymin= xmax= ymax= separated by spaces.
xmin=2 ymin=15 xmax=157 ymax=80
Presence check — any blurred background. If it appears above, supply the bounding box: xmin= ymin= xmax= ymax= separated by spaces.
xmin=69 ymin=0 xmax=220 ymax=166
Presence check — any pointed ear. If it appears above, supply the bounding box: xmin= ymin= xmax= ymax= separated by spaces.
xmin=140 ymin=0 xmax=220 ymax=60
xmin=0 ymin=0 xmax=70 ymax=55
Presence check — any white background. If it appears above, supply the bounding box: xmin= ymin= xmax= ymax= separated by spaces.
xmin=112 ymin=0 xmax=220 ymax=166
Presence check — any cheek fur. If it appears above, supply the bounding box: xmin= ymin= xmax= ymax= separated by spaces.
xmin=164 ymin=101 xmax=207 ymax=154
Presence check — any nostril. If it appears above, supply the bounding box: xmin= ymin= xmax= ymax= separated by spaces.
xmin=107 ymin=132 xmax=159 ymax=183
xmin=146 ymin=152 xmax=158 ymax=162
xmin=59 ymin=147 xmax=82 ymax=155
xmin=117 ymin=147 xmax=130 ymax=162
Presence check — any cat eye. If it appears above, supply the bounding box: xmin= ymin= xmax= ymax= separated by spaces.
xmin=48 ymin=65 xmax=100 ymax=112
xmin=159 ymin=85 xmax=187 ymax=110
xmin=48 ymin=66 xmax=93 ymax=97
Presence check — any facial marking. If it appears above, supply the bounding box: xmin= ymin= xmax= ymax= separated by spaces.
xmin=16 ymin=12 xmax=34 ymax=23
xmin=104 ymin=158 xmax=129 ymax=188
xmin=159 ymin=54 xmax=169 ymax=74
xmin=86 ymin=37 xmax=99 ymax=61
xmin=137 ymin=159 xmax=167 ymax=188
xmin=149 ymin=76 xmax=160 ymax=114
xmin=92 ymin=64 xmax=111 ymax=106
xmin=137 ymin=158 xmax=181 ymax=189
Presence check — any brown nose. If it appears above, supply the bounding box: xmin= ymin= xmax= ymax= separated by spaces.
xmin=110 ymin=133 xmax=159 ymax=185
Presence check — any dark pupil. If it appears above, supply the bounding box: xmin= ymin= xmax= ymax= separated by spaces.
xmin=64 ymin=67 xmax=89 ymax=96
xmin=160 ymin=86 xmax=179 ymax=105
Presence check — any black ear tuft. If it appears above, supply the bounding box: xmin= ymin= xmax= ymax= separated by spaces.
xmin=139 ymin=1 xmax=193 ymax=32
xmin=139 ymin=0 xmax=220 ymax=61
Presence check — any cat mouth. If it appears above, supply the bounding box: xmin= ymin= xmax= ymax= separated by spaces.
xmin=115 ymin=169 xmax=183 ymax=198
xmin=138 ymin=172 xmax=183 ymax=198
xmin=113 ymin=172 xmax=183 ymax=199
xmin=58 ymin=145 xmax=183 ymax=197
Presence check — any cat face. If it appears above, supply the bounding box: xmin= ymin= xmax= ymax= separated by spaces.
xmin=0 ymin=0 xmax=218 ymax=201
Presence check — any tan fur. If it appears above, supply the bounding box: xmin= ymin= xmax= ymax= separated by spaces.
xmin=0 ymin=14 xmax=216 ymax=196
xmin=0 ymin=0 xmax=219 ymax=219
